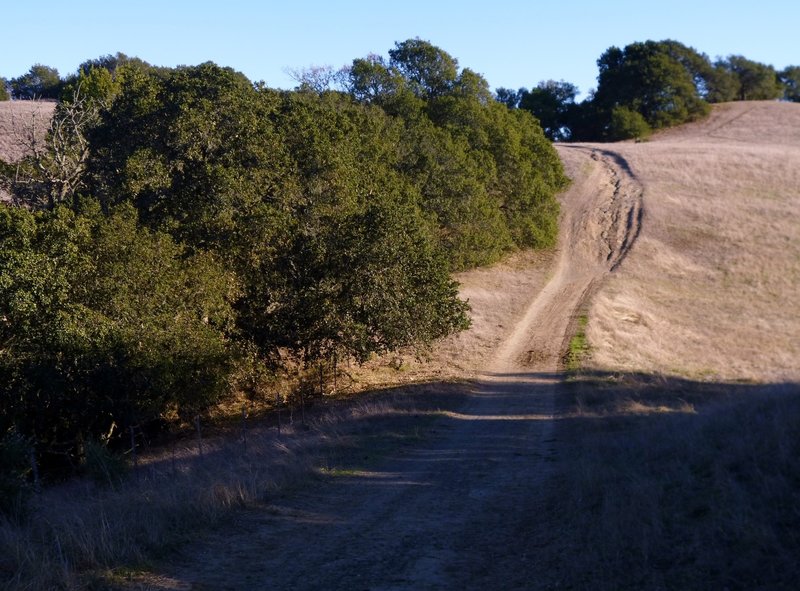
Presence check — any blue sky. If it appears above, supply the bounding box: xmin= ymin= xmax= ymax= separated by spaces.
xmin=2 ymin=0 xmax=797 ymax=99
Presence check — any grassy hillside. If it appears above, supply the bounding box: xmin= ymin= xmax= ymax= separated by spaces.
xmin=2 ymin=98 xmax=798 ymax=590
xmin=538 ymin=101 xmax=800 ymax=590
xmin=587 ymin=101 xmax=800 ymax=382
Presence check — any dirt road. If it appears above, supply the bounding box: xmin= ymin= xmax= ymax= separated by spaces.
xmin=141 ymin=147 xmax=642 ymax=590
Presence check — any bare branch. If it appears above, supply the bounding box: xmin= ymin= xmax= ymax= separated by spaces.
xmin=284 ymin=64 xmax=349 ymax=94
xmin=1 ymin=83 xmax=99 ymax=209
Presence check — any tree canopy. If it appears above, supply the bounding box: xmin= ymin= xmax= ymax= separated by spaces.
xmin=518 ymin=80 xmax=578 ymax=141
xmin=344 ymin=41 xmax=567 ymax=266
xmin=0 ymin=201 xmax=236 ymax=467
xmin=593 ymin=40 xmax=711 ymax=132
xmin=505 ymin=40 xmax=792 ymax=142
xmin=10 ymin=64 xmax=62 ymax=100
xmin=718 ymin=56 xmax=784 ymax=101
xmin=781 ymin=66 xmax=800 ymax=102
xmin=0 ymin=42 xmax=570 ymax=479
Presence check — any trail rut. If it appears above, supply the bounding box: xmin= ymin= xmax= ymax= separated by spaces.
xmin=138 ymin=146 xmax=642 ymax=590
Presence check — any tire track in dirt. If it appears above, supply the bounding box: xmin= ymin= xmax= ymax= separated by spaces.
xmin=136 ymin=146 xmax=643 ymax=591
xmin=496 ymin=145 xmax=643 ymax=373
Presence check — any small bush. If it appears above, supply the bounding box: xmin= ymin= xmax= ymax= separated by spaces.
xmin=608 ymin=106 xmax=651 ymax=141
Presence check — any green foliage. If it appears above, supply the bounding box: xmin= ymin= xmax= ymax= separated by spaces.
xmin=83 ymin=61 xmax=474 ymax=365
xmin=528 ymin=40 xmax=743 ymax=141
xmin=2 ymin=41 xmax=568 ymax=477
xmin=347 ymin=40 xmax=566 ymax=267
xmin=87 ymin=62 xmax=292 ymax=251
xmin=593 ymin=41 xmax=710 ymax=131
xmin=608 ymin=106 xmax=651 ymax=141
xmin=519 ymin=80 xmax=578 ymax=141
xmin=508 ymin=40 xmax=724 ymax=141
xmin=495 ymin=87 xmax=523 ymax=109
xmin=703 ymin=62 xmax=741 ymax=103
xmin=62 ymin=66 xmax=120 ymax=105
xmin=501 ymin=41 xmax=789 ymax=143
xmin=781 ymin=66 xmax=800 ymax=102
xmin=77 ymin=52 xmax=156 ymax=78
xmin=388 ymin=38 xmax=459 ymax=99
xmin=0 ymin=203 xmax=236 ymax=461
xmin=10 ymin=64 xmax=62 ymax=100
xmin=717 ymin=56 xmax=784 ymax=101
xmin=235 ymin=90 xmax=471 ymax=361
xmin=348 ymin=54 xmax=403 ymax=103
xmin=270 ymin=192 xmax=469 ymax=363
xmin=0 ymin=80 xmax=9 ymax=101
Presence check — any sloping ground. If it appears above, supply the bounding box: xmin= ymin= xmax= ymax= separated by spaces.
xmin=5 ymin=100 xmax=798 ymax=590
xmin=0 ymin=100 xmax=56 ymax=201
xmin=112 ymin=102 xmax=800 ymax=591
xmin=536 ymin=102 xmax=800 ymax=590
xmin=578 ymin=101 xmax=800 ymax=382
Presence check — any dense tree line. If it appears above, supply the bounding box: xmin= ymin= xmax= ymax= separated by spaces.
xmin=0 ymin=42 xmax=566 ymax=486
xmin=499 ymin=40 xmax=798 ymax=141
xmin=3 ymin=35 xmax=789 ymax=489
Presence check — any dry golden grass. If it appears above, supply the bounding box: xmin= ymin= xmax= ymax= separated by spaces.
xmin=0 ymin=101 xmax=55 ymax=163
xmin=584 ymin=101 xmax=800 ymax=382
xmin=537 ymin=102 xmax=800 ymax=590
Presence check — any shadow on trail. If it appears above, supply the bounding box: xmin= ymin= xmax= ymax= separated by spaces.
xmin=131 ymin=371 xmax=800 ymax=591
xmin=509 ymin=371 xmax=800 ymax=591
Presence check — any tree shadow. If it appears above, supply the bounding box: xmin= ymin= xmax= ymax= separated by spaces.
xmin=103 ymin=370 xmax=800 ymax=590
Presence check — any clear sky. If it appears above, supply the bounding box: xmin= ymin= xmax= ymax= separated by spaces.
xmin=2 ymin=0 xmax=797 ymax=99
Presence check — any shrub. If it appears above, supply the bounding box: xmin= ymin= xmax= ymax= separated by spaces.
xmin=0 ymin=202 xmax=237 ymax=466
xmin=83 ymin=440 xmax=128 ymax=487
xmin=608 ymin=106 xmax=652 ymax=141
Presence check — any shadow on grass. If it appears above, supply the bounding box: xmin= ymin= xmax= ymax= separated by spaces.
xmin=3 ymin=371 xmax=799 ymax=591
xmin=129 ymin=371 xmax=800 ymax=591
xmin=533 ymin=370 xmax=800 ymax=591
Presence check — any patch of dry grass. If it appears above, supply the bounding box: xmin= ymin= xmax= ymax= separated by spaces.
xmin=0 ymin=100 xmax=56 ymax=202
xmin=0 ymin=385 xmax=464 ymax=590
xmin=539 ymin=375 xmax=800 ymax=590
xmin=0 ymin=101 xmax=55 ymax=163
xmin=584 ymin=101 xmax=800 ymax=382
xmin=540 ymin=103 xmax=800 ymax=589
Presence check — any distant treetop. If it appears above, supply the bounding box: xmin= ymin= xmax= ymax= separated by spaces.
xmin=501 ymin=39 xmax=792 ymax=142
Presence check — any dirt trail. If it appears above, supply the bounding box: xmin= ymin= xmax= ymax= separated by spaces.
xmin=141 ymin=148 xmax=642 ymax=591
